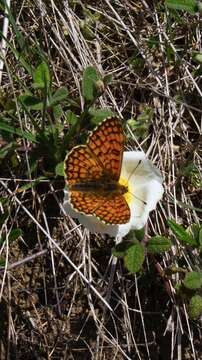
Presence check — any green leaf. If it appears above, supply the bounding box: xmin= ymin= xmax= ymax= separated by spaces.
xmin=89 ymin=108 xmax=114 ymax=125
xmin=80 ymin=21 xmax=96 ymax=40
xmin=166 ymin=45 xmax=175 ymax=63
xmin=55 ymin=162 xmax=64 ymax=176
xmin=147 ymin=36 xmax=159 ymax=49
xmin=0 ymin=120 xmax=37 ymax=143
xmin=181 ymin=163 xmax=197 ymax=177
xmin=167 ymin=219 xmax=197 ymax=246
xmin=66 ymin=111 xmax=78 ymax=125
xmin=189 ymin=295 xmax=202 ymax=320
xmin=129 ymin=53 xmax=145 ymax=72
xmin=147 ymin=236 xmax=172 ymax=254
xmin=0 ymin=3 xmax=34 ymax=75
xmin=19 ymin=95 xmax=44 ymax=110
xmin=199 ymin=228 xmax=202 ymax=248
xmin=134 ymin=228 xmax=145 ymax=242
xmin=11 ymin=153 xmax=19 ymax=168
xmin=124 ymin=242 xmax=145 ymax=273
xmin=198 ymin=2 xmax=202 ymax=12
xmin=124 ymin=228 xmax=145 ymax=242
xmin=175 ymin=199 xmax=202 ymax=213
xmin=0 ymin=259 xmax=5 ymax=267
xmin=0 ymin=197 xmax=9 ymax=207
xmin=0 ymin=237 xmax=5 ymax=246
xmin=9 ymin=228 xmax=23 ymax=242
xmin=183 ymin=271 xmax=202 ymax=290
xmin=33 ymin=62 xmax=50 ymax=89
xmin=103 ymin=74 xmax=112 ymax=86
xmin=0 ymin=212 xmax=9 ymax=227
xmin=165 ymin=0 xmax=198 ymax=13
xmin=127 ymin=107 xmax=152 ymax=138
xmin=0 ymin=228 xmax=22 ymax=245
xmin=180 ymin=163 xmax=201 ymax=189
xmin=187 ymin=223 xmax=202 ymax=247
xmin=0 ymin=143 xmax=15 ymax=159
xmin=18 ymin=177 xmax=47 ymax=192
xmin=112 ymin=241 xmax=132 ymax=258
xmin=82 ymin=66 xmax=100 ymax=102
xmin=50 ymin=87 xmax=69 ymax=106
xmin=193 ymin=52 xmax=202 ymax=64
xmin=52 ymin=104 xmax=63 ymax=119
xmin=1 ymin=1 xmax=25 ymax=51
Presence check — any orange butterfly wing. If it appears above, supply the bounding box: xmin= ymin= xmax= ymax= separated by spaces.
xmin=70 ymin=191 xmax=130 ymax=224
xmin=64 ymin=117 xmax=130 ymax=224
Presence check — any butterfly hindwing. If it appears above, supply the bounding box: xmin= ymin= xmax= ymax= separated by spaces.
xmin=70 ymin=191 xmax=130 ymax=224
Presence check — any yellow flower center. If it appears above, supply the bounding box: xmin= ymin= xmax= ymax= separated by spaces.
xmin=119 ymin=176 xmax=133 ymax=205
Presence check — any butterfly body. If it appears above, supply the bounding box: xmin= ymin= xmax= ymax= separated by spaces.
xmin=70 ymin=180 xmax=128 ymax=195
xmin=64 ymin=117 xmax=130 ymax=224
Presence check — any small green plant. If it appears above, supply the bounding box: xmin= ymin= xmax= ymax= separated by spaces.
xmin=0 ymin=60 xmax=113 ymax=181
xmin=165 ymin=0 xmax=201 ymax=14
xmin=181 ymin=163 xmax=202 ymax=190
xmin=167 ymin=219 xmax=202 ymax=319
xmin=113 ymin=219 xmax=202 ymax=320
xmin=167 ymin=219 xmax=201 ymax=247
xmin=0 ymin=8 xmax=113 ymax=181
xmin=15 ymin=61 xmax=70 ymax=175
xmin=127 ymin=107 xmax=153 ymax=139
xmin=113 ymin=229 xmax=172 ymax=273
xmin=128 ymin=49 xmax=145 ymax=73
xmin=79 ymin=7 xmax=101 ymax=40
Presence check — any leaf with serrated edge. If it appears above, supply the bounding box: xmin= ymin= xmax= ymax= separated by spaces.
xmin=124 ymin=243 xmax=145 ymax=273
xmin=183 ymin=271 xmax=202 ymax=290
xmin=147 ymin=236 xmax=171 ymax=254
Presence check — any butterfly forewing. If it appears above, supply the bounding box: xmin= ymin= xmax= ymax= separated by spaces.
xmin=87 ymin=117 xmax=125 ymax=181
xmin=64 ymin=145 xmax=103 ymax=186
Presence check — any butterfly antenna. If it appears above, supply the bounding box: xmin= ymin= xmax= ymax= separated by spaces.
xmin=126 ymin=160 xmax=147 ymax=205
xmin=126 ymin=160 xmax=142 ymax=183
xmin=128 ymin=190 xmax=147 ymax=205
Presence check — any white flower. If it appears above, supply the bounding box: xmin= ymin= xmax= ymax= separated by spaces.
xmin=63 ymin=151 xmax=163 ymax=237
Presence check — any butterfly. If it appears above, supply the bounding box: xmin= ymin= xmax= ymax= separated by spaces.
xmin=64 ymin=117 xmax=130 ymax=224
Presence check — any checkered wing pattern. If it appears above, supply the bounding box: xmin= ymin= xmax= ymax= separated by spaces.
xmin=64 ymin=145 xmax=103 ymax=186
xmin=70 ymin=191 xmax=130 ymax=224
xmin=64 ymin=117 xmax=130 ymax=225
xmin=87 ymin=117 xmax=125 ymax=181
